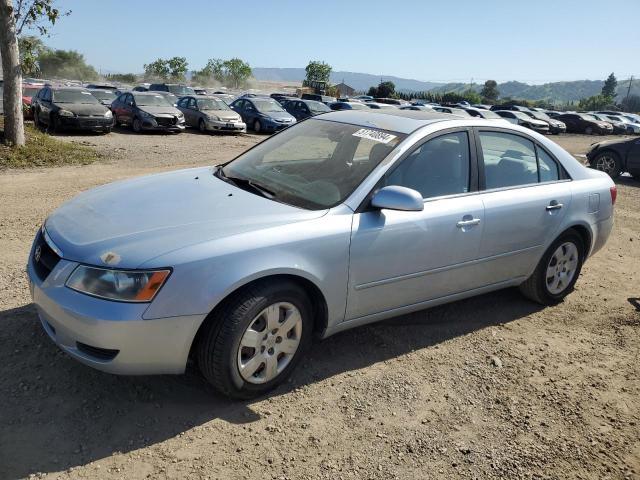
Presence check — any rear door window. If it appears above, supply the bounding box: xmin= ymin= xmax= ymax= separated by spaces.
xmin=479 ymin=131 xmax=562 ymax=189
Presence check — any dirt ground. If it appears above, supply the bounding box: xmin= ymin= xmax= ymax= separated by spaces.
xmin=0 ymin=127 xmax=638 ymax=480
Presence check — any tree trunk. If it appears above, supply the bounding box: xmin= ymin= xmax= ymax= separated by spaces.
xmin=0 ymin=0 xmax=25 ymax=147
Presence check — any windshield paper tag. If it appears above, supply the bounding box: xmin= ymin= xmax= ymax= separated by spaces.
xmin=352 ymin=128 xmax=396 ymax=144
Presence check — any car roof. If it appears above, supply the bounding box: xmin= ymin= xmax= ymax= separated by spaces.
xmin=318 ymin=110 xmax=460 ymax=134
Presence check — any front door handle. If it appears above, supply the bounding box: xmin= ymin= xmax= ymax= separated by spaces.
xmin=456 ymin=218 xmax=481 ymax=228
xmin=546 ymin=201 xmax=563 ymax=211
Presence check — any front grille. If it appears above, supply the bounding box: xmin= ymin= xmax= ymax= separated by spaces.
xmin=76 ymin=342 xmax=119 ymax=361
xmin=32 ymin=230 xmax=61 ymax=281
xmin=156 ymin=116 xmax=176 ymax=126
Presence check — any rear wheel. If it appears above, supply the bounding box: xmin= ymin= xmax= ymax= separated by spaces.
xmin=585 ymin=126 xmax=593 ymax=135
xmin=592 ymin=151 xmax=622 ymax=178
xmin=519 ymin=231 xmax=584 ymax=305
xmin=197 ymin=280 xmax=313 ymax=399
xmin=199 ymin=119 xmax=207 ymax=133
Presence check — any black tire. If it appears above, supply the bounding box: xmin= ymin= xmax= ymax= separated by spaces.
xmin=591 ymin=150 xmax=622 ymax=179
xmin=112 ymin=113 xmax=119 ymax=127
xmin=103 ymin=127 xmax=112 ymax=134
xmin=199 ymin=119 xmax=207 ymax=133
xmin=253 ymin=119 xmax=262 ymax=133
xmin=585 ymin=126 xmax=593 ymax=135
xmin=519 ymin=230 xmax=584 ymax=305
xmin=132 ymin=117 xmax=142 ymax=133
xmin=197 ymin=280 xmax=313 ymax=399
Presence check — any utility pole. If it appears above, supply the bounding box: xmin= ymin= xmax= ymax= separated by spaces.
xmin=624 ymin=75 xmax=634 ymax=106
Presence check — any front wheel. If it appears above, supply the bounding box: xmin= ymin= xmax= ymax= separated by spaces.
xmin=199 ymin=119 xmax=207 ymax=133
xmin=132 ymin=117 xmax=142 ymax=133
xmin=197 ymin=280 xmax=313 ymax=399
xmin=519 ymin=231 xmax=584 ymax=305
xmin=592 ymin=151 xmax=622 ymax=178
xmin=585 ymin=126 xmax=593 ymax=135
xmin=253 ymin=119 xmax=262 ymax=133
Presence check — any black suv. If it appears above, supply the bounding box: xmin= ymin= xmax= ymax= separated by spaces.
xmin=148 ymin=83 xmax=196 ymax=97
xmin=32 ymin=86 xmax=114 ymax=133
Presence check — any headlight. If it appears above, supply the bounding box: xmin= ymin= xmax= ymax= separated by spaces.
xmin=104 ymin=110 xmax=113 ymax=118
xmin=207 ymin=115 xmax=220 ymax=122
xmin=139 ymin=110 xmax=153 ymax=119
xmin=58 ymin=109 xmax=75 ymax=117
xmin=177 ymin=112 xmax=184 ymax=119
xmin=66 ymin=265 xmax=171 ymax=302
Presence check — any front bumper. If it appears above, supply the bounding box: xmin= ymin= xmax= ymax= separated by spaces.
xmin=549 ymin=124 xmax=566 ymax=134
xmin=207 ymin=119 xmax=246 ymax=133
xmin=59 ymin=116 xmax=114 ymax=130
xmin=141 ymin=116 xmax=186 ymax=132
xmin=26 ymin=232 xmax=204 ymax=375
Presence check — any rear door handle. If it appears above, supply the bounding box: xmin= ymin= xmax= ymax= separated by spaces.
xmin=546 ymin=202 xmax=563 ymax=211
xmin=456 ymin=218 xmax=481 ymax=228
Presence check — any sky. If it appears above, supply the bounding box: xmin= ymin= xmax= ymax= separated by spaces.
xmin=35 ymin=0 xmax=640 ymax=85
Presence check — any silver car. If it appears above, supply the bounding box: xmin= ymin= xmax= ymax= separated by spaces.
xmin=27 ymin=111 xmax=615 ymax=399
xmin=177 ymin=95 xmax=246 ymax=134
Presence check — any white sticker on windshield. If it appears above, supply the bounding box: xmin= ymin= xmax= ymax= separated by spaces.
xmin=352 ymin=128 xmax=396 ymax=144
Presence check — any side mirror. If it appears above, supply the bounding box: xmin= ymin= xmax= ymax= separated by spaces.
xmin=371 ymin=186 xmax=424 ymax=212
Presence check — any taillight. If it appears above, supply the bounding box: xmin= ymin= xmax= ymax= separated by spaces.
xmin=610 ymin=186 xmax=617 ymax=205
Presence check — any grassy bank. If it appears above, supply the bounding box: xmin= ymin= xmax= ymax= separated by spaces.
xmin=0 ymin=118 xmax=101 ymax=169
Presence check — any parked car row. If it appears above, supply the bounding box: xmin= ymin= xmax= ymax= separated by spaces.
xmin=19 ymin=80 xmax=640 ymax=139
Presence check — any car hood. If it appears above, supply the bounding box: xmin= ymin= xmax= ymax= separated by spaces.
xmin=44 ymin=167 xmax=327 ymax=268
xmin=54 ymin=103 xmax=108 ymax=115
xmin=139 ymin=105 xmax=181 ymax=116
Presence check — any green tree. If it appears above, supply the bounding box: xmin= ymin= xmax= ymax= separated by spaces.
xmin=38 ymin=48 xmax=98 ymax=80
xmin=377 ymin=81 xmax=396 ymax=98
xmin=18 ymin=35 xmax=47 ymax=76
xmin=1 ymin=0 xmax=68 ymax=146
xmin=167 ymin=56 xmax=188 ymax=81
xmin=304 ymin=60 xmax=332 ymax=86
xmin=223 ymin=58 xmax=252 ymax=89
xmin=480 ymin=80 xmax=499 ymax=103
xmin=601 ymin=72 xmax=617 ymax=98
xmin=578 ymin=94 xmax=615 ymax=111
xmin=105 ymin=73 xmax=137 ymax=83
xmin=143 ymin=58 xmax=170 ymax=80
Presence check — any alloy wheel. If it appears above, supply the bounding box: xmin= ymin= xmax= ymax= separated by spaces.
xmin=545 ymin=242 xmax=579 ymax=295
xmin=237 ymin=302 xmax=302 ymax=384
xmin=595 ymin=154 xmax=617 ymax=175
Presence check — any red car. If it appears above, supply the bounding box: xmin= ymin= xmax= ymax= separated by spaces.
xmin=22 ymin=83 xmax=44 ymax=119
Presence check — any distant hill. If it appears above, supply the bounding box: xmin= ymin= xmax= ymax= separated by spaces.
xmin=251 ymin=67 xmax=640 ymax=103
xmin=252 ymin=68 xmax=443 ymax=93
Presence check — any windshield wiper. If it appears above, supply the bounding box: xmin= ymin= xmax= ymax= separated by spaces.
xmin=214 ymin=166 xmax=276 ymax=199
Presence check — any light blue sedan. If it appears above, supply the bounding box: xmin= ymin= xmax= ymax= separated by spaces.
xmin=28 ymin=110 xmax=615 ymax=398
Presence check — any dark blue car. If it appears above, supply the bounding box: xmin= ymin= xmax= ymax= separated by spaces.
xmin=284 ymin=99 xmax=330 ymax=121
xmin=230 ymin=98 xmax=296 ymax=133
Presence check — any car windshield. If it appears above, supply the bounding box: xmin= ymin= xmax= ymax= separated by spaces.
xmin=578 ymin=113 xmax=598 ymax=120
xmin=90 ymin=90 xmax=117 ymax=101
xmin=512 ymin=111 xmax=532 ymax=120
xmin=134 ymin=94 xmax=172 ymax=107
xmin=307 ymin=101 xmax=331 ymax=113
xmin=161 ymin=93 xmax=178 ymax=104
xmin=53 ymin=90 xmax=101 ymax=104
xmin=253 ymin=99 xmax=285 ymax=113
xmin=168 ymin=85 xmax=195 ymax=95
xmin=197 ymin=98 xmax=230 ymax=110
xmin=22 ymin=87 xmax=41 ymax=97
xmin=221 ymin=119 xmax=406 ymax=210
xmin=479 ymin=110 xmax=501 ymax=119
xmin=531 ymin=111 xmax=551 ymax=121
